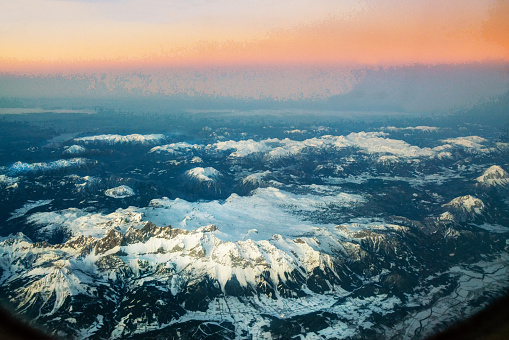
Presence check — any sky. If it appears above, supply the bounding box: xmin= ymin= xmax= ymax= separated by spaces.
xmin=0 ymin=0 xmax=508 ymax=105
xmin=1 ymin=0 xmax=508 ymax=71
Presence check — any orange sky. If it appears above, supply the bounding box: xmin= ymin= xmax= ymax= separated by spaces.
xmin=0 ymin=0 xmax=508 ymax=73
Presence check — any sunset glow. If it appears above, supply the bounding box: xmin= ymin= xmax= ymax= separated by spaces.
xmin=1 ymin=0 xmax=508 ymax=73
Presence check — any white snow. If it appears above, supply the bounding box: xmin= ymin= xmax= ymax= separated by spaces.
xmin=27 ymin=209 xmax=145 ymax=238
xmin=440 ymin=136 xmax=489 ymax=153
xmin=75 ymin=134 xmax=165 ymax=145
xmin=0 ymin=174 xmax=18 ymax=186
xmin=105 ymin=185 xmax=135 ymax=198
xmin=213 ymin=139 xmax=277 ymax=157
xmin=476 ymin=165 xmax=509 ymax=187
xmin=148 ymin=132 xmax=441 ymax=161
xmin=8 ymin=200 xmax=53 ymax=221
xmin=2 ymin=125 xmax=509 ymax=339
xmin=341 ymin=132 xmax=435 ymax=158
xmin=377 ymin=155 xmax=399 ymax=165
xmin=443 ymin=195 xmax=485 ymax=217
xmin=24 ymin=185 xmax=363 ymax=241
xmin=65 ymin=174 xmax=99 ymax=189
xmin=63 ymin=145 xmax=86 ymax=155
xmin=145 ymin=132 xmax=502 ymax=164
xmin=149 ymin=142 xmax=200 ymax=155
xmin=144 ymin=187 xmax=364 ymax=241
xmin=229 ymin=132 xmax=435 ymax=160
xmin=383 ymin=126 xmax=439 ymax=132
xmin=284 ymin=129 xmax=308 ymax=134
xmin=389 ymin=255 xmax=509 ymax=339
xmin=242 ymin=171 xmax=271 ymax=186
xmin=8 ymin=158 xmax=90 ymax=175
xmin=185 ymin=167 xmax=221 ymax=182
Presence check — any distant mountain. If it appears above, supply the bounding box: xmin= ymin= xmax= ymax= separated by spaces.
xmin=476 ymin=165 xmax=509 ymax=187
xmin=181 ymin=167 xmax=224 ymax=196
xmin=75 ymin=134 xmax=166 ymax=145
xmin=63 ymin=145 xmax=86 ymax=155
xmin=442 ymin=195 xmax=485 ymax=222
xmin=105 ymin=185 xmax=135 ymax=198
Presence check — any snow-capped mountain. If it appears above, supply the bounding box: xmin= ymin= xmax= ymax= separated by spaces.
xmin=8 ymin=158 xmax=91 ymax=175
xmin=442 ymin=195 xmax=485 ymax=222
xmin=75 ymin=134 xmax=166 ymax=145
xmin=181 ymin=167 xmax=224 ymax=196
xmin=239 ymin=171 xmax=271 ymax=192
xmin=476 ymin=165 xmax=509 ymax=187
xmin=1 ymin=115 xmax=509 ymax=340
xmin=185 ymin=167 xmax=221 ymax=183
xmin=150 ymin=142 xmax=200 ymax=156
xmin=0 ymin=202 xmax=506 ymax=339
xmin=105 ymin=185 xmax=136 ymax=198
xmin=63 ymin=145 xmax=86 ymax=155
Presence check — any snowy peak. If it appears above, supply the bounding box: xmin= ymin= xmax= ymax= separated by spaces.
xmin=241 ymin=171 xmax=270 ymax=187
xmin=75 ymin=134 xmax=165 ymax=145
xmin=383 ymin=126 xmax=439 ymax=133
xmin=443 ymin=195 xmax=485 ymax=213
xmin=8 ymin=158 xmax=91 ymax=175
xmin=0 ymin=222 xmax=347 ymax=304
xmin=150 ymin=142 xmax=199 ymax=155
xmin=476 ymin=165 xmax=509 ymax=187
xmin=442 ymin=195 xmax=485 ymax=222
xmin=185 ymin=167 xmax=221 ymax=182
xmin=63 ymin=145 xmax=86 ymax=155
